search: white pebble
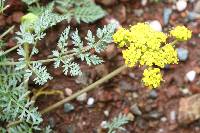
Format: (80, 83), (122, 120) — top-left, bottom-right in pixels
(104, 110), (109, 117)
(176, 0), (187, 12)
(185, 70), (196, 82)
(87, 97), (95, 106)
(160, 117), (167, 122)
(76, 92), (87, 102)
(180, 87), (191, 95)
(65, 88), (73, 96)
(141, 0), (148, 6)
(100, 121), (108, 129)
(149, 20), (162, 32)
(109, 18), (121, 29)
(170, 111), (176, 123)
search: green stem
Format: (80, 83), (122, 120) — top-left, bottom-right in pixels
(40, 64), (127, 114)
(1, 44), (21, 56)
(24, 43), (29, 90)
(170, 40), (178, 46)
(36, 1), (40, 8)
(0, 52), (76, 66)
(0, 5), (10, 13)
(0, 25), (15, 39)
(7, 120), (22, 128)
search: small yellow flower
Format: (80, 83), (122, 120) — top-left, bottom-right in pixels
(122, 45), (141, 67)
(170, 26), (192, 41)
(161, 43), (178, 65)
(142, 68), (163, 89)
(113, 22), (190, 89)
(113, 27), (129, 47)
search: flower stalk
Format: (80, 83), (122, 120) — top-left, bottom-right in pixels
(40, 64), (127, 114)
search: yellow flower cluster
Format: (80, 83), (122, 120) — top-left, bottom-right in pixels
(170, 26), (192, 41)
(113, 23), (191, 88)
(142, 68), (162, 89)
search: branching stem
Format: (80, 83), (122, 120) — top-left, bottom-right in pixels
(40, 64), (127, 114)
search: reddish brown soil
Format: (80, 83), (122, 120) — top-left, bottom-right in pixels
(2, 0), (200, 133)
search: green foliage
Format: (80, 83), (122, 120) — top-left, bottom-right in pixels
(0, 1), (115, 131)
(52, 23), (116, 76)
(0, 127), (6, 133)
(105, 113), (130, 133)
(55, 0), (106, 23)
(0, 40), (5, 56)
(28, 2), (55, 16)
(0, 0), (5, 13)
(7, 122), (52, 133)
(0, 81), (42, 124)
(22, 0), (39, 6)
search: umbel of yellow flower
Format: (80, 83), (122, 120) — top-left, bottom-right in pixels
(170, 26), (192, 41)
(113, 23), (192, 89)
(142, 68), (162, 88)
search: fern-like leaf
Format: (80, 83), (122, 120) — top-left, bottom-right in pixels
(0, 81), (42, 124)
(105, 113), (130, 133)
(30, 62), (53, 85)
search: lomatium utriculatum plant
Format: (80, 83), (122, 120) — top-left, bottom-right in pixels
(39, 23), (192, 132)
(0, 1), (115, 131)
(0, 0), (192, 131)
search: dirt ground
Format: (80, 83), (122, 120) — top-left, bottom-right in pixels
(2, 0), (200, 133)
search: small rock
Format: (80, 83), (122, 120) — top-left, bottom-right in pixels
(194, 1), (200, 13)
(65, 88), (73, 96)
(87, 97), (95, 106)
(170, 110), (176, 123)
(134, 9), (144, 17)
(127, 113), (135, 121)
(96, 0), (116, 6)
(113, 4), (126, 23)
(185, 70), (196, 82)
(187, 12), (200, 21)
(100, 121), (108, 129)
(149, 90), (158, 99)
(149, 20), (162, 32)
(141, 0), (148, 6)
(176, 0), (187, 12)
(178, 94), (200, 124)
(180, 87), (191, 95)
(148, 110), (162, 119)
(136, 118), (148, 129)
(132, 92), (139, 99)
(160, 117), (167, 122)
(128, 72), (135, 79)
(64, 103), (75, 113)
(104, 110), (109, 117)
(176, 48), (189, 61)
(119, 80), (132, 91)
(48, 117), (55, 128)
(105, 44), (117, 59)
(103, 17), (121, 29)
(76, 92), (87, 102)
(158, 128), (165, 133)
(130, 104), (142, 116)
(12, 11), (24, 23)
(66, 125), (74, 133)
(163, 8), (172, 25)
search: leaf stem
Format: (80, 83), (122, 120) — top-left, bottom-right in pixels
(1, 44), (21, 56)
(40, 64), (127, 114)
(0, 25), (15, 39)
